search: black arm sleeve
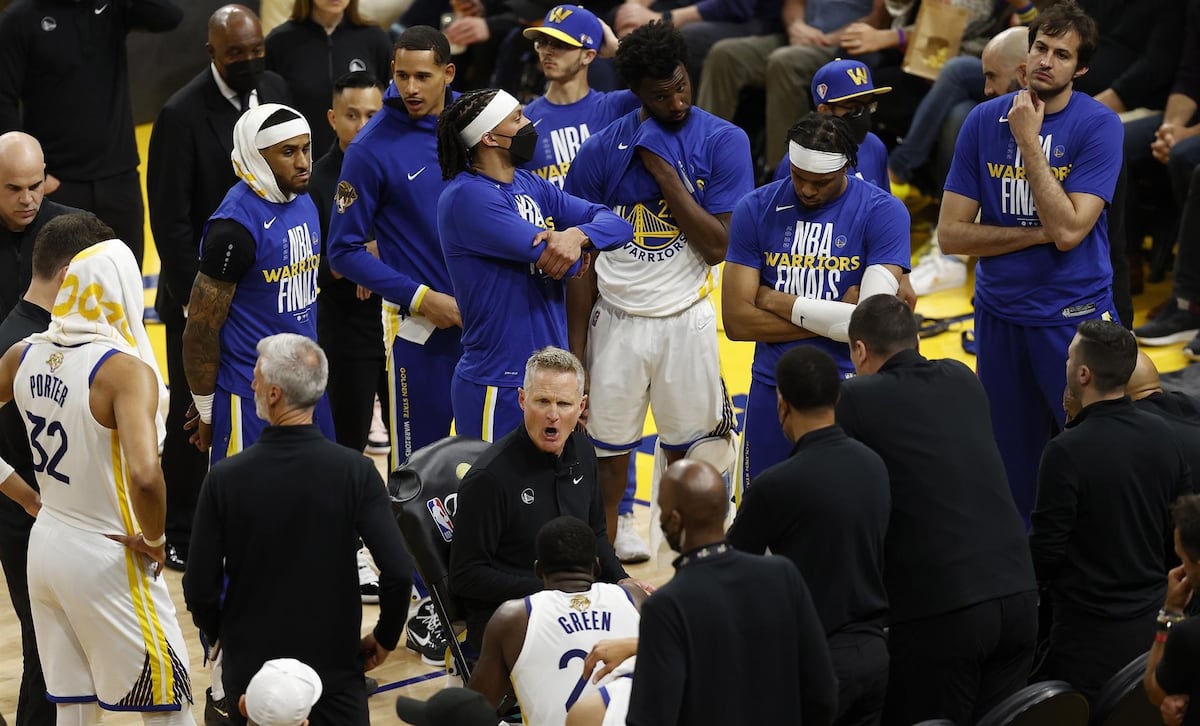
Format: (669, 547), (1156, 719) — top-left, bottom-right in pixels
(626, 594), (687, 725)
(1029, 440), (1079, 587)
(357, 463), (414, 652)
(199, 219), (258, 283)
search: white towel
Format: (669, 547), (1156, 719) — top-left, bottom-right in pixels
(231, 102), (311, 204)
(27, 239), (169, 446)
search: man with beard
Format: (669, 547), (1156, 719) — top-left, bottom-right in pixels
(564, 21), (752, 544)
(185, 334), (413, 726)
(1031, 320), (1189, 700)
(938, 0), (1124, 525)
(722, 112), (909, 491)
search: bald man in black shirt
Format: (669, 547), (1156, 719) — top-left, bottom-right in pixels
(728, 346), (890, 726)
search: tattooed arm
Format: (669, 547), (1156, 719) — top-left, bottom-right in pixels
(182, 273), (236, 452)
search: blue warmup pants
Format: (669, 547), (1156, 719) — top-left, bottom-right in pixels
(210, 387), (334, 465)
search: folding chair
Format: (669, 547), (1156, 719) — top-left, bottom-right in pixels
(976, 680), (1090, 726)
(1089, 652), (1157, 726)
(388, 435), (491, 684)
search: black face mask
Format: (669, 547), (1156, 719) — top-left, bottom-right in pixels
(224, 57), (265, 95)
(843, 110), (872, 145)
(493, 124), (539, 166)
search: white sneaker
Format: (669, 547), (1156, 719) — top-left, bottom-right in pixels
(357, 549), (380, 604)
(615, 513), (651, 564)
(910, 243), (967, 296)
(365, 396), (390, 455)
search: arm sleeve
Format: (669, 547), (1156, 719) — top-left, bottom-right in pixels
(699, 127), (755, 214)
(199, 219), (258, 283)
(147, 105), (201, 305)
(1156, 619), (1200, 694)
(123, 0), (184, 32)
(448, 470), (544, 603)
(1028, 440), (1079, 586)
(790, 563), (838, 726)
(625, 595), (687, 726)
(356, 464), (414, 651)
(726, 482), (772, 554)
(693, 0), (755, 23)
(1108, 8), (1186, 109)
(181, 474), (224, 644)
(542, 179), (633, 252)
(0, 11), (27, 134)
(326, 143), (427, 307)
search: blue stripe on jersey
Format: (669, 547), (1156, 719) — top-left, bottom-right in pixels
(944, 91), (1122, 324)
(88, 347), (120, 386)
(524, 89), (641, 189)
(205, 183), (321, 398)
(726, 176), (911, 385)
(438, 170), (632, 387)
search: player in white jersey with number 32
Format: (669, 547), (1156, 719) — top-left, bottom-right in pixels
(0, 238), (194, 725)
(467, 516), (645, 726)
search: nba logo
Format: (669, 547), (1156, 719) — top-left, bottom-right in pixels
(428, 497), (455, 542)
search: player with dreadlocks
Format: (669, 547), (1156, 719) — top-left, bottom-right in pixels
(722, 111), (911, 492)
(434, 88), (632, 441)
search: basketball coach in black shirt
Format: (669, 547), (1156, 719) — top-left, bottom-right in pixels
(1032, 320), (1189, 701)
(728, 346), (890, 726)
(837, 295), (1038, 726)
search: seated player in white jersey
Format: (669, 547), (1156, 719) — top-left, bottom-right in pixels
(0, 235), (194, 725)
(468, 516), (645, 726)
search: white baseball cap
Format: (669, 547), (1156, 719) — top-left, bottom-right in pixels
(244, 659), (323, 726)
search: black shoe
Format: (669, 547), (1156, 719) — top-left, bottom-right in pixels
(205, 687), (232, 726)
(165, 543), (187, 572)
(1185, 331), (1200, 362)
(1133, 302), (1200, 346)
(365, 675), (378, 693)
(405, 599), (449, 667)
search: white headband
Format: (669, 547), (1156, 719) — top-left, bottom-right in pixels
(459, 90), (520, 148)
(789, 141), (848, 174)
(256, 117), (311, 149)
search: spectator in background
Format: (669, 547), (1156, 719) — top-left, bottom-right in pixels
(0, 0), (183, 267)
(695, 0), (876, 178)
(266, 0), (393, 153)
(728, 346), (890, 726)
(0, 132), (80, 323)
(148, 2), (293, 574)
(1143, 495), (1200, 726)
(1125, 351), (1200, 493)
(1032, 321), (1190, 701)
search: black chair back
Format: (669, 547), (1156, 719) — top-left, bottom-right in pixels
(1090, 651), (1157, 726)
(976, 681), (1089, 726)
(389, 436), (492, 680)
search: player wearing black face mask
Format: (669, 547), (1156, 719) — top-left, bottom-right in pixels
(490, 123), (540, 166)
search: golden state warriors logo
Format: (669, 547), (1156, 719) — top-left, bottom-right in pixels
(46, 352), (63, 373)
(569, 594), (591, 611)
(335, 180), (358, 214)
(548, 6), (573, 22)
(846, 66), (869, 86)
(617, 200), (680, 252)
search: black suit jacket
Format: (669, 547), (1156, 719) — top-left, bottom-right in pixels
(147, 67), (291, 313)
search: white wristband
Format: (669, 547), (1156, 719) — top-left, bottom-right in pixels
(193, 392), (214, 425)
(143, 532), (166, 548)
(0, 455), (14, 485)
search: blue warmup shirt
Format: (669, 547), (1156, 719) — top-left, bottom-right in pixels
(726, 176), (910, 381)
(524, 89), (640, 189)
(327, 84), (459, 310)
(205, 183), (321, 398)
(944, 91), (1122, 325)
(773, 131), (889, 191)
(438, 169), (632, 387)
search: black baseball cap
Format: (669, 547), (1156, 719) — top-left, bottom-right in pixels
(395, 688), (499, 726)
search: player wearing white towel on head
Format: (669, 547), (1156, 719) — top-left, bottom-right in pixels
(468, 516), (644, 726)
(0, 237), (194, 725)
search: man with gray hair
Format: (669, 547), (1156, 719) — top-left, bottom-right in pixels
(184, 333), (413, 725)
(450, 346), (645, 652)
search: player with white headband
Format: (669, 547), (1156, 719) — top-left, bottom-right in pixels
(434, 88), (633, 440)
(722, 111), (911, 492)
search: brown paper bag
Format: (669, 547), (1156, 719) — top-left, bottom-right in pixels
(902, 1), (970, 81)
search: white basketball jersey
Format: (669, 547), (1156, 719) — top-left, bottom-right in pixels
(14, 342), (135, 535)
(510, 582), (641, 726)
(595, 215), (716, 318)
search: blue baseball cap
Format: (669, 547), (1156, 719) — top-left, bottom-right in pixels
(523, 5), (602, 50)
(811, 58), (892, 105)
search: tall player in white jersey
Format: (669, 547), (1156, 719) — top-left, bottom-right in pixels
(0, 238), (194, 725)
(468, 516), (645, 726)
